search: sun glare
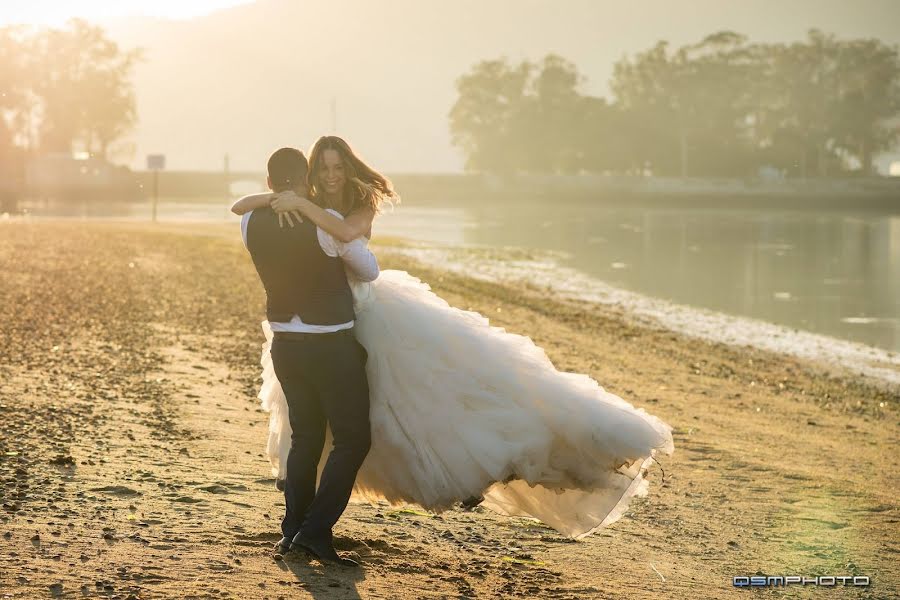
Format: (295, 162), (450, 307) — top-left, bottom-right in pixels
(0, 0), (252, 26)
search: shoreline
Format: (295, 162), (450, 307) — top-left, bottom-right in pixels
(1, 221), (896, 599)
(375, 239), (900, 392)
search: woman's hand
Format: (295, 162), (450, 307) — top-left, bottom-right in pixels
(271, 191), (310, 212)
(270, 191), (308, 228)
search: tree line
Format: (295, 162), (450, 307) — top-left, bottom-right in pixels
(449, 30), (900, 177)
(0, 19), (140, 175)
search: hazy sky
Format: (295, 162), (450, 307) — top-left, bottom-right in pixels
(0, 1), (251, 25)
(3, 0), (899, 173)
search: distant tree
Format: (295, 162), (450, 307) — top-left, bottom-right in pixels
(830, 36), (900, 174)
(0, 26), (31, 192)
(449, 58), (532, 173)
(523, 55), (584, 174)
(609, 41), (677, 175)
(30, 19), (142, 159)
(0, 26), (30, 150)
(751, 30), (900, 177)
(574, 96), (633, 173)
(674, 32), (762, 176)
(756, 31), (844, 177)
(611, 31), (759, 177)
(450, 30), (900, 178)
(451, 55), (600, 174)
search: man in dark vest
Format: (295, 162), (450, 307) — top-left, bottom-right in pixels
(240, 147), (378, 567)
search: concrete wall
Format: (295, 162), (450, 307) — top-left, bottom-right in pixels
(128, 171), (900, 210)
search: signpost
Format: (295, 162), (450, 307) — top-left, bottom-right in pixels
(146, 154), (165, 222)
(223, 153), (230, 206)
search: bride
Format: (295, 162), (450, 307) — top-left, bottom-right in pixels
(232, 136), (674, 539)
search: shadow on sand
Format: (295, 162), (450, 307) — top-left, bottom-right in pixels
(274, 538), (367, 599)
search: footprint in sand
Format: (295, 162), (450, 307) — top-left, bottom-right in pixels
(198, 484), (230, 494)
(90, 485), (141, 497)
(166, 494), (204, 504)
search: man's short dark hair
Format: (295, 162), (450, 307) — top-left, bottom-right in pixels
(267, 147), (308, 192)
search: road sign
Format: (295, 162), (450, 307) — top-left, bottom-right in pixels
(147, 154), (166, 170)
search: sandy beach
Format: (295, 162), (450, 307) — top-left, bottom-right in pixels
(1, 221), (897, 599)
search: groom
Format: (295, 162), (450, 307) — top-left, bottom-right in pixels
(241, 147), (378, 567)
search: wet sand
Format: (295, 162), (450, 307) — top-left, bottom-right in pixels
(0, 221), (897, 599)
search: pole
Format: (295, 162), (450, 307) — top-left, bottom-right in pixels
(152, 169), (158, 222)
(224, 153), (230, 203)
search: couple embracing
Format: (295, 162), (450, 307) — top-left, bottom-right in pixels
(233, 136), (674, 568)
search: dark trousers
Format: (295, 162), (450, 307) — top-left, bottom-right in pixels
(270, 330), (371, 540)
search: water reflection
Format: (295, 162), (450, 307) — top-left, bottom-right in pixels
(456, 204), (899, 352)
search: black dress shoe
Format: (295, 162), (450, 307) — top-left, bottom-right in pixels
(460, 495), (484, 510)
(274, 536), (292, 554)
(290, 532), (359, 567)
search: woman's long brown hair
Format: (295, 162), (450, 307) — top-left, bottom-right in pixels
(307, 136), (398, 216)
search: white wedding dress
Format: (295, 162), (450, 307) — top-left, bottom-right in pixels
(258, 238), (674, 539)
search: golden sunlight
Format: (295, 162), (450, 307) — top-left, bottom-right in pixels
(0, 0), (251, 26)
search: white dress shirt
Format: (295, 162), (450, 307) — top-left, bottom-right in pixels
(241, 208), (379, 333)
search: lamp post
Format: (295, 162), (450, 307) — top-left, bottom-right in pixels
(146, 154), (165, 222)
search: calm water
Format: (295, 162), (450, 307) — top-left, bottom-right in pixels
(13, 198), (900, 352)
(379, 203), (900, 353)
